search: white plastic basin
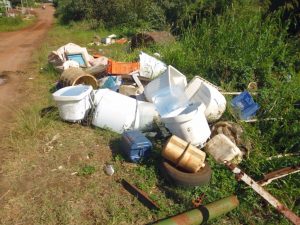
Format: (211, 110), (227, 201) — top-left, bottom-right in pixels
(144, 65), (187, 102)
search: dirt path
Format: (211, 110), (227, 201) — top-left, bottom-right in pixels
(0, 5), (54, 136)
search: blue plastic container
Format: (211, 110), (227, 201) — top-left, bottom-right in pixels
(231, 91), (260, 120)
(121, 130), (152, 163)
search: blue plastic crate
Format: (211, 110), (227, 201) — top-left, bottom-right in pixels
(231, 91), (260, 120)
(121, 130), (152, 163)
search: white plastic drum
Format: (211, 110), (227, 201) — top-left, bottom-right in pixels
(161, 104), (211, 147)
(92, 89), (138, 133)
(92, 89), (158, 133)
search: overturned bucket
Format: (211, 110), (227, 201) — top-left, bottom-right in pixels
(161, 104), (211, 147)
(162, 135), (206, 173)
(185, 77), (226, 122)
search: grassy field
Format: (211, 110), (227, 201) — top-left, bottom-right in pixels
(0, 6), (299, 225)
(0, 16), (36, 32)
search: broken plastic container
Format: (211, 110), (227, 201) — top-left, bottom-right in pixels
(185, 76), (226, 122)
(92, 89), (158, 133)
(231, 91), (259, 120)
(52, 85), (93, 122)
(204, 134), (242, 163)
(152, 86), (189, 117)
(139, 51), (167, 79)
(161, 104), (211, 147)
(144, 65), (187, 102)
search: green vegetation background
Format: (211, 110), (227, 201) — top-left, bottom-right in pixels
(22, 0), (300, 224)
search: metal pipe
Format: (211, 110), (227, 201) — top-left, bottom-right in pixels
(153, 195), (239, 225)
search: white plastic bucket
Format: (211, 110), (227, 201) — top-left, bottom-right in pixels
(52, 85), (93, 122)
(92, 89), (158, 133)
(144, 65), (187, 102)
(161, 104), (211, 146)
(185, 77), (226, 122)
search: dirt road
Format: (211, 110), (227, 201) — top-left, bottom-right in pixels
(0, 5), (54, 133)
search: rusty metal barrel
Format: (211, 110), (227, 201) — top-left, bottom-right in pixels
(153, 195), (239, 225)
(59, 68), (98, 89)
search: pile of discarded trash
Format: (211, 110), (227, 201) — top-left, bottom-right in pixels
(48, 43), (300, 225)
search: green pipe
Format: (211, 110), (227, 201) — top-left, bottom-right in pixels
(153, 195), (239, 225)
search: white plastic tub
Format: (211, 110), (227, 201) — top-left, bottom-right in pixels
(52, 85), (93, 122)
(161, 104), (211, 146)
(92, 89), (158, 133)
(144, 65), (187, 102)
(185, 76), (226, 122)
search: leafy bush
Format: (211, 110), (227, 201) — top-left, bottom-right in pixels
(55, 0), (167, 30)
(157, 0), (299, 157)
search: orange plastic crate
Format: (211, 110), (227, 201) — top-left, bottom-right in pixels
(107, 59), (140, 75)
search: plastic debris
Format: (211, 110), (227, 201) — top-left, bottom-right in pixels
(185, 76), (227, 122)
(231, 91), (260, 120)
(104, 164), (114, 176)
(139, 51), (167, 79)
(107, 59), (140, 75)
(205, 134), (243, 164)
(121, 130), (152, 163)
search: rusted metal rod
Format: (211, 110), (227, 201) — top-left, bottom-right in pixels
(225, 162), (300, 225)
(153, 195), (239, 225)
(121, 179), (160, 210)
(258, 164), (300, 186)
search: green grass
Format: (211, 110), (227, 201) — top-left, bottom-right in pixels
(0, 16), (36, 32)
(0, 4), (299, 224)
